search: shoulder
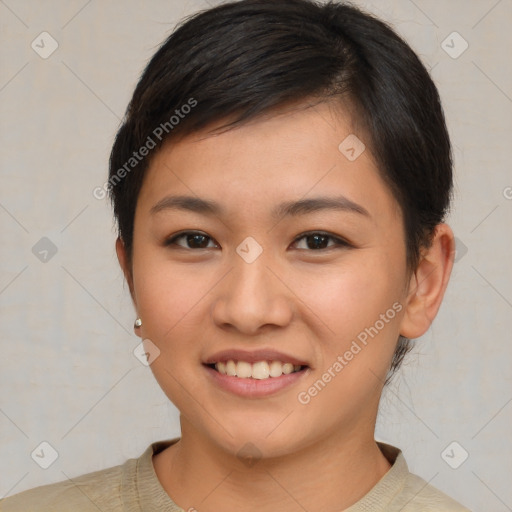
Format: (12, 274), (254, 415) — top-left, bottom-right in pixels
(365, 443), (472, 512)
(0, 459), (134, 512)
(397, 472), (472, 511)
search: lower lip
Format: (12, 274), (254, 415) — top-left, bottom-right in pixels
(203, 364), (310, 398)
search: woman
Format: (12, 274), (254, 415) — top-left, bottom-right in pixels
(0, 0), (471, 510)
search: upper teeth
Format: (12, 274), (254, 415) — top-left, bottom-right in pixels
(215, 360), (302, 379)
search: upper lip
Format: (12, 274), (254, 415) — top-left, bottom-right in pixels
(203, 348), (310, 367)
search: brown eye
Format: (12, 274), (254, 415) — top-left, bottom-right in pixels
(166, 231), (217, 249)
(293, 232), (351, 251)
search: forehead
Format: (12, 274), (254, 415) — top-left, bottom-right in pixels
(137, 102), (400, 224)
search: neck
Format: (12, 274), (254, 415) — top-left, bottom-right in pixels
(153, 421), (391, 512)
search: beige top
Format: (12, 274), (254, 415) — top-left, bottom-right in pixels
(0, 438), (471, 511)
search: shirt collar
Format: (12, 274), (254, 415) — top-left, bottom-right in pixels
(130, 438), (408, 512)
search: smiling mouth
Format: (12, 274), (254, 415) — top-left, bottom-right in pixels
(206, 360), (307, 380)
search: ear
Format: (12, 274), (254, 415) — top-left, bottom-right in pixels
(399, 223), (455, 339)
(115, 237), (136, 307)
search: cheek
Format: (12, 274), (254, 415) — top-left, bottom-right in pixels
(296, 252), (406, 399)
(134, 260), (212, 345)
(292, 262), (404, 423)
(132, 259), (215, 409)
(295, 255), (405, 340)
(131, 248), (217, 346)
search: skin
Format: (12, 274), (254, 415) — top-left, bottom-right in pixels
(116, 101), (455, 512)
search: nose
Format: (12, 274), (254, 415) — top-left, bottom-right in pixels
(210, 251), (294, 335)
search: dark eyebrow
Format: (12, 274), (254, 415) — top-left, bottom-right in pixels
(151, 195), (221, 216)
(150, 194), (370, 218)
(272, 196), (370, 218)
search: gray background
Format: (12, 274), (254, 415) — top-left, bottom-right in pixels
(0, 1), (511, 510)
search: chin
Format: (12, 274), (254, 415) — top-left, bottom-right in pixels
(196, 414), (314, 463)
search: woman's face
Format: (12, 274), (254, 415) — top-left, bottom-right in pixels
(124, 103), (412, 458)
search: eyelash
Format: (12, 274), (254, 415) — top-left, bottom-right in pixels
(164, 230), (352, 251)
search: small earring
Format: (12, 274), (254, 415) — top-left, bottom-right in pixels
(134, 318), (142, 328)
